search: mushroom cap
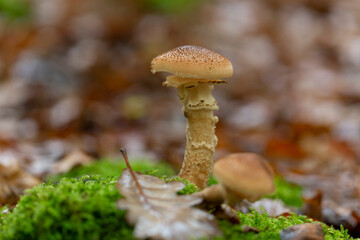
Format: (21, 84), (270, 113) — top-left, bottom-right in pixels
(213, 153), (275, 201)
(151, 45), (233, 79)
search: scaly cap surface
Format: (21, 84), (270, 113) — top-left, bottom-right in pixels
(151, 45), (233, 79)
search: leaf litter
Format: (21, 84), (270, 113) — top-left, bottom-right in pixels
(0, 150), (41, 206)
(280, 223), (324, 240)
(116, 149), (220, 240)
(1, 0), (360, 237)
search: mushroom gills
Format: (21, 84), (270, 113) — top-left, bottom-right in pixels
(163, 75), (226, 88)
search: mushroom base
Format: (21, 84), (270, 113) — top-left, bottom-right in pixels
(197, 184), (226, 208)
(179, 146), (214, 189)
(198, 184), (252, 208)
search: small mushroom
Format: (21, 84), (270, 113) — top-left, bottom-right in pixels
(151, 46), (233, 189)
(198, 153), (275, 207)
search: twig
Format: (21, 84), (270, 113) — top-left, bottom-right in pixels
(120, 148), (148, 204)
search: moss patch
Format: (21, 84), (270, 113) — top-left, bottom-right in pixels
(266, 176), (303, 208)
(0, 0), (29, 20)
(0, 160), (353, 240)
(47, 159), (175, 181)
(165, 176), (199, 195)
(49, 160), (303, 208)
(0, 175), (134, 240)
(218, 211), (353, 240)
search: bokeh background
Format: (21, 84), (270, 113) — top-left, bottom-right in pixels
(1, 0), (360, 235)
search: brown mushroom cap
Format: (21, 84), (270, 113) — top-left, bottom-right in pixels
(213, 153), (275, 201)
(151, 45), (233, 79)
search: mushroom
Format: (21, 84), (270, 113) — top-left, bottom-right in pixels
(198, 153), (275, 207)
(151, 45), (233, 189)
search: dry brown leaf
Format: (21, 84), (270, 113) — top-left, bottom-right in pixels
(117, 169), (221, 240)
(284, 171), (360, 229)
(211, 204), (240, 224)
(52, 149), (94, 174)
(303, 190), (323, 221)
(240, 225), (260, 233)
(0, 151), (41, 206)
(250, 198), (292, 217)
(280, 223), (324, 240)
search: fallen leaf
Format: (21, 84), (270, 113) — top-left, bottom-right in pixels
(0, 150), (41, 206)
(240, 225), (260, 233)
(52, 149), (94, 174)
(117, 169), (220, 240)
(302, 190), (323, 221)
(249, 198), (292, 217)
(20, 140), (68, 175)
(212, 204), (241, 224)
(284, 171), (360, 230)
(280, 223), (324, 240)
(266, 138), (305, 160)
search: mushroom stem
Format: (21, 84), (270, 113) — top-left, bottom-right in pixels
(178, 83), (219, 189)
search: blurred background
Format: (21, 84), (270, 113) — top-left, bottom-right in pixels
(1, 0), (360, 235)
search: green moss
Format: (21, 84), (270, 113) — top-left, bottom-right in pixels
(48, 160), (303, 208)
(0, 161), (353, 240)
(266, 176), (303, 208)
(208, 175), (218, 186)
(217, 211), (354, 240)
(0, 175), (133, 240)
(47, 159), (175, 182)
(0, 161), (174, 240)
(165, 176), (199, 195)
(0, 0), (29, 20)
(143, 0), (204, 14)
